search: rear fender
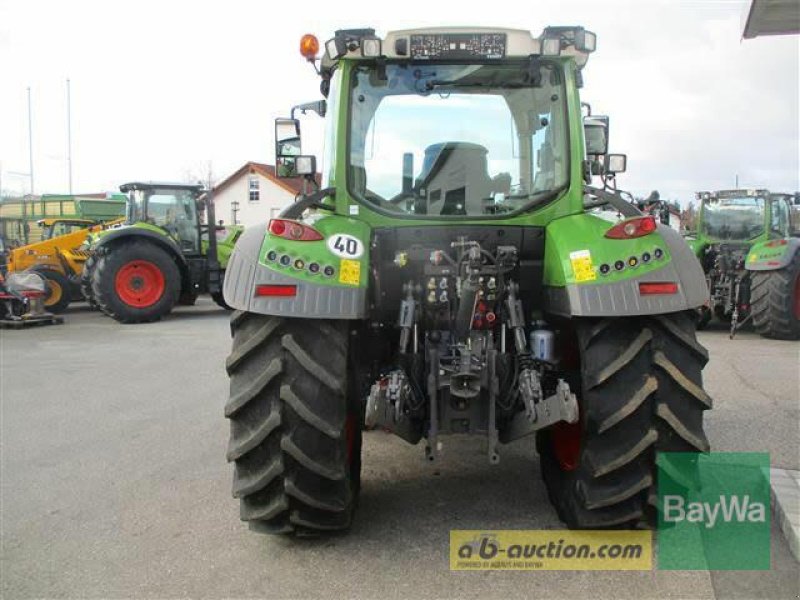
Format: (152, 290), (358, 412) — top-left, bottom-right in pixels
(543, 213), (708, 317)
(223, 216), (368, 319)
(745, 238), (800, 271)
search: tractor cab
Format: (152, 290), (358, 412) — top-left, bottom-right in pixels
(120, 182), (203, 253)
(697, 190), (769, 242)
(38, 218), (98, 241)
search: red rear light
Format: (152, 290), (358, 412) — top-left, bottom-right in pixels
(268, 219), (323, 241)
(639, 282), (678, 295)
(765, 239), (788, 247)
(605, 216), (657, 239)
(255, 284), (297, 297)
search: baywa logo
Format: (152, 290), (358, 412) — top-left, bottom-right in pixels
(657, 452), (771, 571)
(662, 494), (766, 529)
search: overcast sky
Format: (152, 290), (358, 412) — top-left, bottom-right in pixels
(0, 0), (797, 205)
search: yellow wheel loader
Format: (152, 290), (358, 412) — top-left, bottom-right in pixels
(3, 217), (123, 313)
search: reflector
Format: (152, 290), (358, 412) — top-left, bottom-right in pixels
(639, 282), (678, 295)
(255, 284), (297, 297)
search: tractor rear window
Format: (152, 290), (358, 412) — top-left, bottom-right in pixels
(702, 196), (765, 241)
(348, 61), (569, 218)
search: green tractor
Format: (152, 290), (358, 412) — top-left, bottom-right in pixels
(223, 26), (713, 535)
(83, 182), (242, 323)
(686, 189), (800, 339)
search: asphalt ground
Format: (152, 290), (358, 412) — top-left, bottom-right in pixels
(1, 299), (798, 599)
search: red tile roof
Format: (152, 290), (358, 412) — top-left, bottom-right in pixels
(212, 162), (321, 198)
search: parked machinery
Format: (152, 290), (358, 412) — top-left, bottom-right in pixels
(3, 218), (122, 313)
(687, 189), (800, 338)
(83, 182), (243, 323)
(222, 26), (714, 536)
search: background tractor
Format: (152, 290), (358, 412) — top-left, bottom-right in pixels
(686, 189), (800, 338)
(223, 26), (713, 536)
(84, 182), (242, 323)
(3, 217), (123, 313)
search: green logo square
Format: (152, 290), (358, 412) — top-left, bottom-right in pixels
(657, 452), (770, 570)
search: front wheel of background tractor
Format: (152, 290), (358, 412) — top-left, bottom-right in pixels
(33, 268), (71, 313)
(80, 254), (99, 309)
(537, 312), (712, 528)
(225, 313), (361, 535)
(750, 251), (800, 340)
(92, 241), (180, 323)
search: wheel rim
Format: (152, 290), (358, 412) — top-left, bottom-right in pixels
(794, 272), (800, 319)
(552, 421), (582, 471)
(114, 260), (165, 308)
(45, 279), (63, 307)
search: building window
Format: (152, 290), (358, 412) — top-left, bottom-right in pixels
(248, 176), (260, 202)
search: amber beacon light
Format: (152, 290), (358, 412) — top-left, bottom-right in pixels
(300, 34), (320, 60)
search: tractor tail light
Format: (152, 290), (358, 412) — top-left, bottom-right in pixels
(268, 219), (323, 241)
(638, 282), (679, 295)
(255, 284), (297, 297)
(605, 216), (657, 239)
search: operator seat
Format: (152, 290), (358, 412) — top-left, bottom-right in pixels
(416, 142), (495, 216)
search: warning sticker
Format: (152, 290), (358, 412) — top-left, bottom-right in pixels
(569, 250), (597, 283)
(339, 259), (361, 286)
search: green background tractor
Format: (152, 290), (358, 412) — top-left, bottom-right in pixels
(686, 189), (800, 338)
(83, 182), (242, 323)
(223, 26), (713, 536)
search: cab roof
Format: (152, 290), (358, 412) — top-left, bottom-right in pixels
(119, 182), (204, 193)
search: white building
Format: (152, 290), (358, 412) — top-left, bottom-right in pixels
(212, 162), (314, 228)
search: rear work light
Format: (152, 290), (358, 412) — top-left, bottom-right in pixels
(639, 282), (679, 295)
(255, 284), (297, 297)
(605, 216), (657, 239)
(268, 219), (323, 241)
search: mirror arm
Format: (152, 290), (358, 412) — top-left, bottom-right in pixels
(280, 187), (336, 220)
(584, 185), (642, 218)
(290, 100), (327, 119)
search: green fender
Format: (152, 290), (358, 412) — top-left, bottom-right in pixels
(222, 214), (370, 318)
(542, 213), (708, 317)
(745, 238), (800, 271)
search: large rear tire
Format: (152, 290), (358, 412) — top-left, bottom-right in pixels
(92, 241), (180, 323)
(33, 268), (71, 313)
(750, 251), (800, 340)
(538, 312), (712, 528)
(225, 313), (361, 535)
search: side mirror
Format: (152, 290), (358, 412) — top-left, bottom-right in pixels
(275, 117), (302, 178)
(605, 153), (627, 174)
(584, 115), (609, 156)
